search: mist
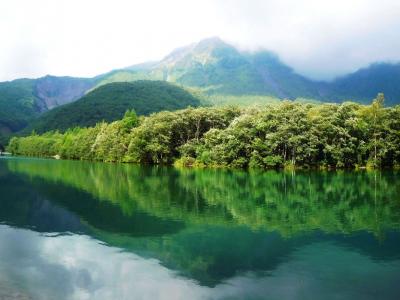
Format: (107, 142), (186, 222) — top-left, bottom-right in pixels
(1, 0), (399, 81)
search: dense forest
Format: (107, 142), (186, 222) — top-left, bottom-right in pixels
(7, 94), (400, 169)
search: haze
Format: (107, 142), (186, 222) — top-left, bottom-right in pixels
(1, 0), (399, 81)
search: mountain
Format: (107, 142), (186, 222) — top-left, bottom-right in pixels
(0, 76), (96, 146)
(95, 37), (400, 104)
(33, 75), (96, 110)
(324, 63), (400, 106)
(0, 79), (38, 147)
(1, 37), (400, 146)
(95, 37), (319, 99)
(155, 37), (319, 98)
(26, 81), (201, 133)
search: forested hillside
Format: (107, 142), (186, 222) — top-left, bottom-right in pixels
(0, 79), (38, 147)
(0, 76), (95, 147)
(25, 81), (202, 133)
(8, 94), (400, 169)
(325, 63), (400, 106)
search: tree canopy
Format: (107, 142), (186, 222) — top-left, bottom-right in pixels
(7, 94), (400, 169)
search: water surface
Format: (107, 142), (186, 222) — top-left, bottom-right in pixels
(0, 157), (399, 299)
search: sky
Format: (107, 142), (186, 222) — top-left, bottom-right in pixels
(1, 0), (399, 81)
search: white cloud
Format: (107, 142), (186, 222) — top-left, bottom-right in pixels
(215, 0), (400, 79)
(0, 0), (399, 81)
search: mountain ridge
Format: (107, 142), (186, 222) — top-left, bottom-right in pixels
(3, 37), (399, 106)
(108, 38), (400, 104)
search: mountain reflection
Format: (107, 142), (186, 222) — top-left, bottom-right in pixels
(0, 225), (399, 300)
(0, 157), (400, 296)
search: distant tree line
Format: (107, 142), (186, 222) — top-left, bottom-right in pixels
(7, 94), (400, 169)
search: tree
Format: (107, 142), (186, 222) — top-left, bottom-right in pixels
(372, 94), (385, 165)
(121, 109), (139, 131)
(361, 93), (385, 167)
(6, 100), (400, 169)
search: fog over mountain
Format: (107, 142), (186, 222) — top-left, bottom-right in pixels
(1, 0), (400, 81)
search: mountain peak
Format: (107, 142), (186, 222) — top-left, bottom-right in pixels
(158, 37), (234, 70)
(193, 37), (235, 53)
(195, 36), (227, 48)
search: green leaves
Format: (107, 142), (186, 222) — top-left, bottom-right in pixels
(7, 95), (400, 169)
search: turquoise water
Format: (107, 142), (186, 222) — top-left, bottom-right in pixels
(0, 157), (399, 299)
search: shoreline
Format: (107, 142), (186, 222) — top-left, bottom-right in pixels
(4, 154), (399, 172)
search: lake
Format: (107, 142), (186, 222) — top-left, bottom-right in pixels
(0, 157), (399, 300)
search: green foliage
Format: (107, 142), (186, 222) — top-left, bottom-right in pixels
(125, 107), (240, 164)
(7, 94), (400, 169)
(206, 94), (280, 106)
(121, 109), (139, 129)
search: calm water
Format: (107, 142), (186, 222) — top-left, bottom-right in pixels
(0, 157), (399, 300)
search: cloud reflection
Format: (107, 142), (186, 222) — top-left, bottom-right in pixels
(0, 225), (399, 300)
